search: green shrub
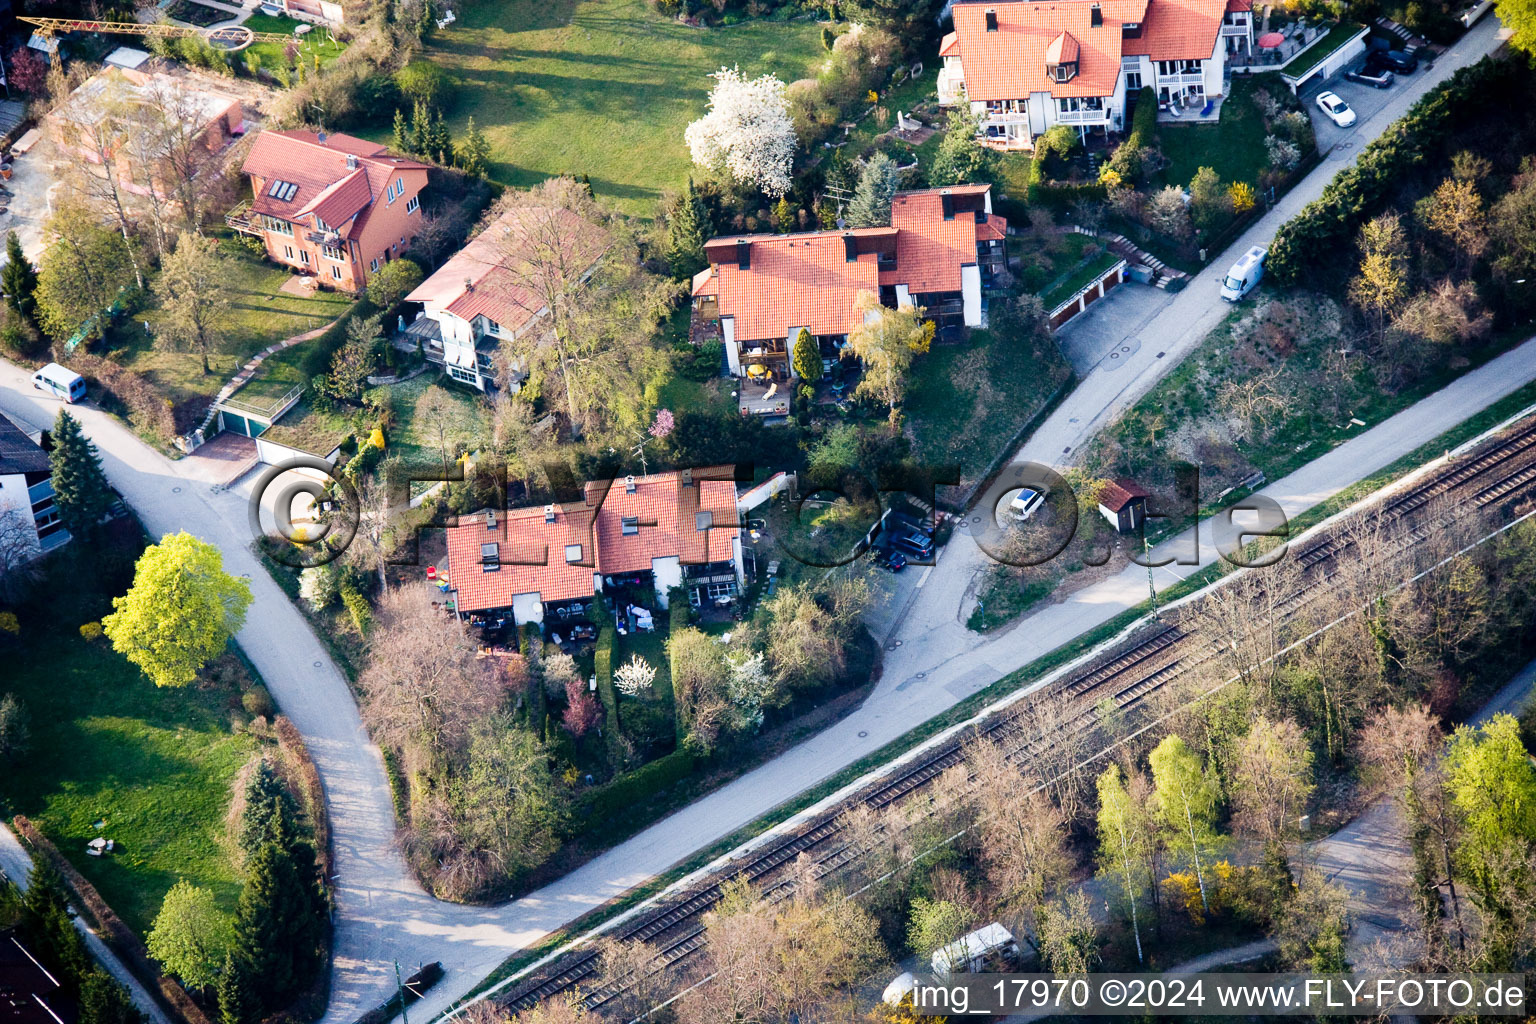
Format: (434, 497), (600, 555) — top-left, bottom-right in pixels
(341, 585), (372, 635)
(594, 624), (620, 741)
(574, 749), (696, 823)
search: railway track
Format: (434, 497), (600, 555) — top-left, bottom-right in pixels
(495, 411), (1536, 1018)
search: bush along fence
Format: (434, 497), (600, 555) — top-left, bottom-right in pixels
(1268, 54), (1531, 286)
(10, 815), (214, 1024)
(274, 715), (334, 886)
(594, 622), (621, 753)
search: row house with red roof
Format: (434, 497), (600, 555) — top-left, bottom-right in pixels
(445, 469), (746, 627)
(938, 0), (1253, 150)
(228, 130), (431, 293)
(402, 206), (609, 391)
(690, 185), (1006, 381)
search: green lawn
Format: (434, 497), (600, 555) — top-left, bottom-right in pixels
(384, 373), (492, 469)
(906, 322), (1073, 482)
(1015, 231), (1096, 295)
(239, 13), (349, 74)
(0, 531), (260, 935)
(391, 0), (826, 215)
(1156, 76), (1276, 191)
(104, 242), (353, 410)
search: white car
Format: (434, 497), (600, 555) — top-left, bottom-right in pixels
(1316, 91), (1357, 127)
(1009, 486), (1048, 522)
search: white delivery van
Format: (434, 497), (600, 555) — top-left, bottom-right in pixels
(932, 923), (1020, 975)
(1220, 246), (1267, 302)
(32, 363), (87, 403)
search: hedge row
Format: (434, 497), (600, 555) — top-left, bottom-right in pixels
(668, 591), (690, 744)
(1267, 55), (1530, 286)
(575, 749), (696, 823)
(274, 716), (333, 884)
(593, 623), (621, 748)
(11, 815), (212, 1024)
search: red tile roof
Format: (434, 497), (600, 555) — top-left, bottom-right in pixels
(445, 471), (740, 612)
(694, 186), (1000, 338)
(1224, 0), (1252, 12)
(949, 0), (1226, 99)
(700, 230), (883, 342)
(407, 207), (609, 334)
(1099, 478), (1151, 512)
(242, 130), (429, 235)
(446, 505), (599, 611)
(588, 475), (740, 576)
(884, 186), (1006, 294)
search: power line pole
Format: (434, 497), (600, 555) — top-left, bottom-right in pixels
(395, 962), (409, 1024)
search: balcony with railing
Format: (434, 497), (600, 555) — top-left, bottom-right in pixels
(225, 201), (259, 236)
(1055, 106), (1111, 124)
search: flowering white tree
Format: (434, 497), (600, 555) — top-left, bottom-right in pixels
(685, 66), (796, 197)
(725, 651), (773, 733)
(614, 654), (656, 696)
(299, 565), (339, 611)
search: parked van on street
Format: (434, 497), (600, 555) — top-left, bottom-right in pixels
(1220, 246), (1267, 302)
(32, 363), (87, 403)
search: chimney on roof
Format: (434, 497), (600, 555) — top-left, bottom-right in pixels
(681, 468), (694, 488)
(486, 509), (497, 530)
(625, 475), (637, 494)
(1090, 3), (1102, 26)
(984, 7), (997, 30)
(544, 504), (556, 523)
(843, 233), (859, 263)
(940, 192), (954, 220)
(346, 153), (358, 170)
(736, 239), (751, 271)
(464, 276), (474, 293)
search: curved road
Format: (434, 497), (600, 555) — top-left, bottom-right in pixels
(0, 15), (1517, 1022)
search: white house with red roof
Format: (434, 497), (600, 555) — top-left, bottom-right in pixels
(938, 0), (1253, 150)
(229, 130), (431, 293)
(445, 469), (745, 626)
(402, 207), (609, 391)
(691, 185), (1006, 380)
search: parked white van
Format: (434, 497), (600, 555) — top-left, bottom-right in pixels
(32, 363), (87, 403)
(1220, 246), (1267, 302)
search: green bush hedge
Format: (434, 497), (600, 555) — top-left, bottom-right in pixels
(1268, 55), (1530, 286)
(594, 623), (620, 745)
(341, 585), (372, 636)
(575, 749), (696, 823)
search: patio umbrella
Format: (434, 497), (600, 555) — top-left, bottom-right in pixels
(1257, 31), (1285, 47)
(746, 364), (768, 378)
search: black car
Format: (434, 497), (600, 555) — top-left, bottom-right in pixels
(889, 530), (934, 558)
(1365, 48), (1418, 74)
(872, 548), (908, 572)
(1344, 65), (1394, 88)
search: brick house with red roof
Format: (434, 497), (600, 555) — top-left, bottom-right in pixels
(228, 130), (430, 293)
(445, 469), (745, 626)
(691, 185), (1006, 381)
(938, 0), (1252, 150)
(401, 207), (609, 392)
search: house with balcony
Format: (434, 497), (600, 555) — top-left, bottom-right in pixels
(938, 0), (1251, 149)
(0, 412), (69, 564)
(445, 469), (745, 627)
(690, 185), (1007, 398)
(228, 130), (430, 294)
(402, 206), (609, 392)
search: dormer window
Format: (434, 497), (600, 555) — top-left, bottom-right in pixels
(480, 542), (500, 572)
(565, 543), (583, 563)
(622, 516), (639, 536)
(1045, 31), (1080, 83)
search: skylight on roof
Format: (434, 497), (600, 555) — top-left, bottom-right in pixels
(268, 179), (299, 202)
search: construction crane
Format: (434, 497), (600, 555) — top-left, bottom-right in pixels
(19, 15), (297, 50)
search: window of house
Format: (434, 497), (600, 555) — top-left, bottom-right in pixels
(406, 195), (420, 214)
(448, 365), (478, 384)
(705, 580), (737, 600)
(621, 516), (639, 536)
(481, 542), (500, 572)
(370, 258), (380, 272)
(315, 216), (330, 232)
(330, 266), (342, 280)
(565, 544), (583, 563)
(322, 245), (344, 261)
(299, 251), (311, 265)
(263, 216), (294, 236)
(284, 246), (295, 259)
(267, 179), (298, 202)
(696, 511), (713, 531)
(486, 319), (501, 335)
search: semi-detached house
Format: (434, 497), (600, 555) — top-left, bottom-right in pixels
(938, 0), (1253, 149)
(691, 185), (1007, 380)
(229, 130), (430, 293)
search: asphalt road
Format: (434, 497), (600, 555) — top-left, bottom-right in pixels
(0, 14), (1516, 1021)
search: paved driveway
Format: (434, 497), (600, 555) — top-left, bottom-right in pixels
(1053, 281), (1177, 376)
(1300, 61), (1427, 155)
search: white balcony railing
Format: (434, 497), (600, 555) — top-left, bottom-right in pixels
(1056, 107), (1110, 124)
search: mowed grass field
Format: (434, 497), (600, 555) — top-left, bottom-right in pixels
(0, 527), (258, 933)
(410, 0), (827, 214)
